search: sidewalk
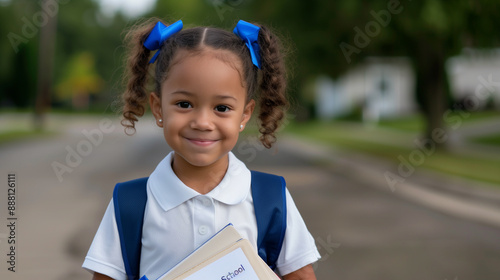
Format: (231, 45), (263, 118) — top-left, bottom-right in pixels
(451, 116), (500, 161)
(279, 134), (500, 229)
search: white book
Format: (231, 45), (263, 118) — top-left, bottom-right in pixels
(140, 224), (280, 280)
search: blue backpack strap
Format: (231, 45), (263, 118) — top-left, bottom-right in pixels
(113, 177), (149, 280)
(251, 170), (287, 270)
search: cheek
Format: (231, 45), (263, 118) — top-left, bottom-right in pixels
(164, 114), (184, 130)
(162, 111), (184, 134)
(220, 119), (241, 138)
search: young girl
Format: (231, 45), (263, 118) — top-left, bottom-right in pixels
(83, 18), (320, 280)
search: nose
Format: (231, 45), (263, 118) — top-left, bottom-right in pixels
(190, 108), (215, 131)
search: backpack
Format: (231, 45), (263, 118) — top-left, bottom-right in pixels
(113, 170), (287, 280)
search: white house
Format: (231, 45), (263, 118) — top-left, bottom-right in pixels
(316, 50), (500, 121)
(315, 57), (416, 122)
(446, 49), (500, 109)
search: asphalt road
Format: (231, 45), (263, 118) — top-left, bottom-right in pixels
(246, 139), (500, 280)
(1, 115), (499, 280)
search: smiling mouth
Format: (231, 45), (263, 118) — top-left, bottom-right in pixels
(186, 138), (219, 147)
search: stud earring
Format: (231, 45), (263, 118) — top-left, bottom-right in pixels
(240, 124), (243, 130)
(159, 119), (163, 123)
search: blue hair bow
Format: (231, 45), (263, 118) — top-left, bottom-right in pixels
(143, 20), (183, 64)
(233, 20), (261, 69)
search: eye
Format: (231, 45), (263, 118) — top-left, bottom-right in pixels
(215, 105), (231, 113)
(176, 101), (192, 109)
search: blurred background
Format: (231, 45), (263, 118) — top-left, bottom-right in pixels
(1, 0), (500, 279)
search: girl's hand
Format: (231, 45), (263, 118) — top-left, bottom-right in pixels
(92, 272), (113, 280)
(282, 264), (317, 280)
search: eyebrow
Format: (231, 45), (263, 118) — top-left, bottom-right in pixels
(170, 90), (238, 101)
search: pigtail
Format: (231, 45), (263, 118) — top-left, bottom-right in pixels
(257, 25), (288, 148)
(120, 19), (160, 134)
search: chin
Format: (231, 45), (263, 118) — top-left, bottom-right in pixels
(179, 152), (227, 168)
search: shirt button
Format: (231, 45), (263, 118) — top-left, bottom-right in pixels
(198, 196), (212, 207)
(198, 226), (208, 235)
(202, 197), (212, 207)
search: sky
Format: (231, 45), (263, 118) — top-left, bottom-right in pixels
(98, 0), (157, 17)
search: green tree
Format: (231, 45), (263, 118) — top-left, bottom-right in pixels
(234, 0), (500, 148)
(0, 0), (130, 114)
(0, 0), (39, 108)
(56, 51), (103, 109)
(55, 0), (128, 109)
(385, 0), (499, 147)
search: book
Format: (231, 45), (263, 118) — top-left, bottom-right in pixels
(140, 224), (280, 280)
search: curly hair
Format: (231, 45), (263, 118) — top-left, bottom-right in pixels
(121, 18), (288, 148)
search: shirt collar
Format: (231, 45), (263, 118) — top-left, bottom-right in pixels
(148, 151), (251, 212)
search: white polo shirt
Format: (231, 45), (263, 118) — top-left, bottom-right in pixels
(83, 152), (320, 279)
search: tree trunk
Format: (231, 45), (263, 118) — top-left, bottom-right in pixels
(413, 44), (449, 150)
(34, 0), (58, 131)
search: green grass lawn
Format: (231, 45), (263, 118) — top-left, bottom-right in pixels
(285, 120), (500, 187)
(0, 129), (54, 145)
(377, 115), (425, 132)
(471, 133), (500, 148)
(377, 111), (500, 133)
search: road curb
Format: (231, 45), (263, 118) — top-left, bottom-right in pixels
(279, 134), (500, 229)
